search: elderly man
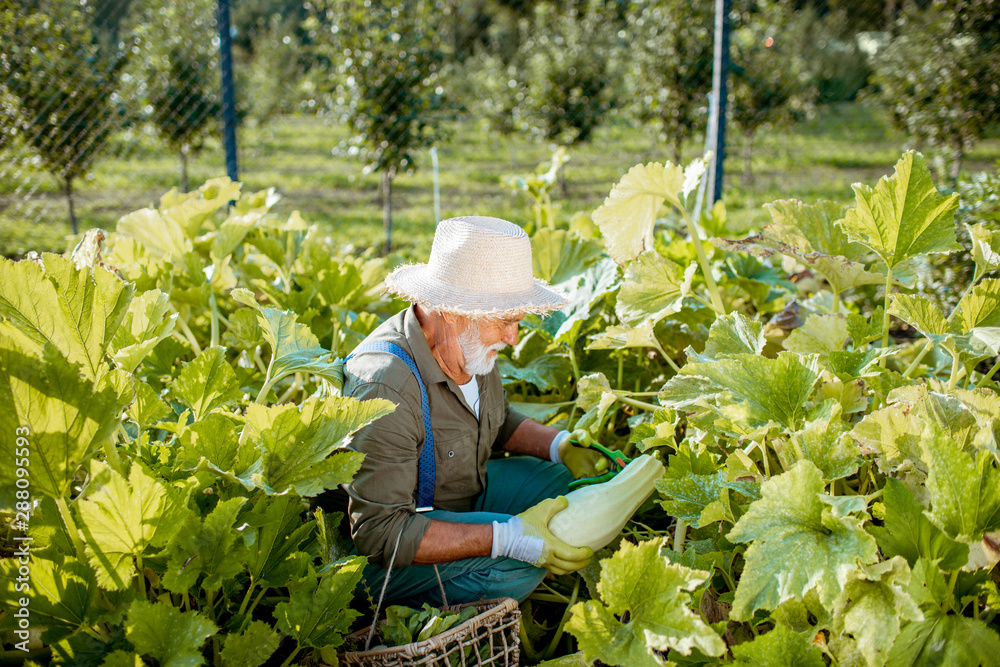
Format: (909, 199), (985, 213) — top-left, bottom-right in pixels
(334, 215), (601, 607)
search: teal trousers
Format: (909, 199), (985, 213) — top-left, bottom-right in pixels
(359, 456), (573, 607)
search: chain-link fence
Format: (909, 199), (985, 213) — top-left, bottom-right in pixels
(2, 0), (999, 258)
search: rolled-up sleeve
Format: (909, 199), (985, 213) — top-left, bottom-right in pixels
(345, 378), (431, 567)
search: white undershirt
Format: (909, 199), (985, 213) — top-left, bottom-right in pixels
(458, 376), (480, 418)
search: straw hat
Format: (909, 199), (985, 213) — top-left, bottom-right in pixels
(384, 216), (567, 318)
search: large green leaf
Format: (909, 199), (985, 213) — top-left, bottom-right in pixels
(243, 494), (314, 586)
(0, 254), (133, 380)
(591, 162), (685, 265)
(587, 321), (662, 353)
(108, 289), (177, 373)
(615, 252), (694, 326)
(531, 227), (604, 284)
(160, 177), (242, 239)
(777, 409), (860, 481)
(730, 623), (825, 667)
(566, 539), (725, 666)
(0, 556), (96, 641)
(831, 557), (923, 667)
(274, 558), (366, 649)
(677, 353), (819, 431)
(888, 294), (953, 336)
(498, 353), (573, 392)
(837, 151), (960, 269)
(543, 257), (620, 345)
(116, 208), (192, 260)
(868, 479), (969, 571)
(728, 461), (879, 619)
(764, 199), (860, 258)
(955, 278), (1000, 331)
(967, 222), (1000, 282)
(686, 312), (764, 362)
(220, 620), (281, 667)
(783, 313), (849, 356)
(171, 346), (242, 421)
(242, 396), (390, 496)
(161, 498), (248, 594)
(920, 423), (1000, 541)
(175, 413), (261, 487)
(0, 329), (126, 502)
(886, 608), (1000, 667)
(656, 471), (726, 526)
(850, 402), (925, 474)
(125, 600), (217, 667)
(77, 461), (193, 591)
(711, 234), (888, 296)
(231, 287), (344, 386)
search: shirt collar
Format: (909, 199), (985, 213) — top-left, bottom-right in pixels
(402, 304), (450, 386)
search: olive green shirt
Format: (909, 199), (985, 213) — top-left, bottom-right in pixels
(342, 305), (528, 567)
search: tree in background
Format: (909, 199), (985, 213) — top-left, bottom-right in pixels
(729, 1), (814, 184)
(870, 0), (1000, 183)
(124, 0), (221, 192)
(624, 0), (714, 165)
(0, 0), (128, 234)
(306, 0), (453, 253)
(520, 0), (622, 150)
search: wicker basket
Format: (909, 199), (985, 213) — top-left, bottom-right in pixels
(338, 597), (521, 667)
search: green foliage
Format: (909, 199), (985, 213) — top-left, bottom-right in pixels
(519, 0), (622, 145)
(0, 0), (128, 231)
(0, 181), (395, 666)
(6, 143), (1000, 666)
(623, 0), (714, 163)
(122, 0), (221, 191)
(306, 0), (452, 178)
(870, 0), (1000, 182)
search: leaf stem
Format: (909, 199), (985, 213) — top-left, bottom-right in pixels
(975, 357), (1000, 389)
(278, 644), (301, 667)
(55, 495), (87, 562)
(673, 520), (687, 554)
(680, 208), (726, 315)
(238, 588), (268, 633)
(209, 286), (221, 349)
(102, 438), (126, 478)
(651, 339), (682, 374)
(135, 551), (148, 601)
(173, 311), (203, 357)
(541, 574), (580, 661)
(617, 395), (663, 413)
(947, 351), (961, 390)
(878, 265), (894, 368)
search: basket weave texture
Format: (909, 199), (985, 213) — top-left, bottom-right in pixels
(338, 597), (521, 667)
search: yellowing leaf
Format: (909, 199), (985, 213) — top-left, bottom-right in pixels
(615, 252), (695, 326)
(566, 539), (725, 666)
(171, 346), (242, 421)
(592, 162), (685, 265)
(0, 330), (126, 502)
(0, 254), (133, 380)
(764, 199), (860, 258)
(838, 151), (960, 269)
(77, 461), (193, 591)
(729, 461), (878, 619)
(125, 600), (217, 667)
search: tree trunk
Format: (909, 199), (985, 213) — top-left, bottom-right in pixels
(741, 134), (754, 186)
(673, 140), (683, 168)
(382, 169), (394, 255)
(950, 138), (964, 185)
(65, 177), (78, 235)
(180, 144), (189, 192)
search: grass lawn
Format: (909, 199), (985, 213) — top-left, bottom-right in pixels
(2, 103), (998, 261)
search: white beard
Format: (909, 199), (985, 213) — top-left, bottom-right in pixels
(458, 324), (506, 376)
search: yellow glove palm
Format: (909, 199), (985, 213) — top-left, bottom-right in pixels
(558, 431), (610, 480)
(516, 497), (593, 575)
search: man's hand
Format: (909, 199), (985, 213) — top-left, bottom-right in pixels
(492, 497), (593, 575)
(558, 430), (610, 480)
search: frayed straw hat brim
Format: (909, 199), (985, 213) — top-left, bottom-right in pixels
(385, 263), (567, 319)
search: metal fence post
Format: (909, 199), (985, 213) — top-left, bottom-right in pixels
(706, 0), (731, 204)
(217, 0), (239, 182)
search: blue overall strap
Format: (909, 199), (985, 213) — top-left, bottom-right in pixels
(349, 341), (435, 512)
